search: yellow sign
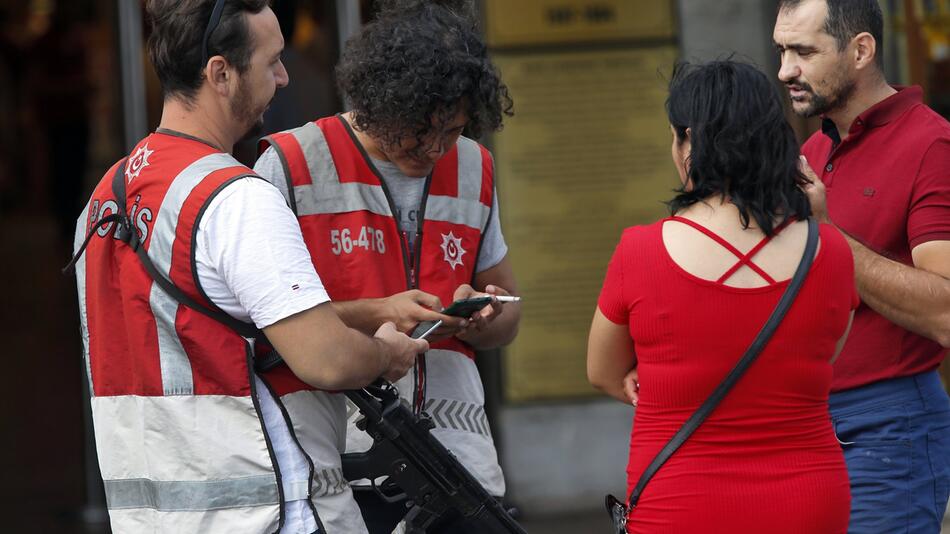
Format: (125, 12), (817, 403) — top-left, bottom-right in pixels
(485, 0), (675, 47)
(495, 47), (679, 402)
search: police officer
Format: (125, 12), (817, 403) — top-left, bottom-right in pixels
(254, 2), (520, 532)
(70, 1), (425, 532)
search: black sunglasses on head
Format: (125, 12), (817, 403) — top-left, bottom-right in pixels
(201, 0), (227, 67)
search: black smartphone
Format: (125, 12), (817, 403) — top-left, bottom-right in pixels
(440, 296), (493, 317)
(409, 296), (493, 339)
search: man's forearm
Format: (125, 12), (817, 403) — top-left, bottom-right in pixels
(264, 304), (392, 390)
(847, 235), (950, 347)
(330, 299), (387, 335)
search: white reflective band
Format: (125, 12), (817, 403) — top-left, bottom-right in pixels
(147, 152), (242, 396)
(92, 394), (275, 483)
(456, 137), (483, 201)
(103, 475), (279, 511)
(283, 479), (311, 502)
(107, 506), (279, 534)
(74, 203), (94, 395)
(424, 398), (490, 437)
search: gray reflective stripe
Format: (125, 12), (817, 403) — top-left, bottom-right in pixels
(423, 398), (490, 437)
(291, 121), (393, 218)
(426, 195), (491, 230)
(345, 399), (359, 421)
(456, 137), (483, 201)
(433, 136), (490, 229)
(103, 475), (279, 511)
(311, 467), (348, 497)
(148, 286), (193, 395)
(288, 124), (491, 230)
(148, 152), (241, 396)
(461, 403), (477, 433)
(295, 122), (340, 185)
(74, 203), (94, 395)
(294, 182), (393, 218)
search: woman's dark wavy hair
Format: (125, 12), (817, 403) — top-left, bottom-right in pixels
(667, 59), (811, 235)
(336, 0), (513, 150)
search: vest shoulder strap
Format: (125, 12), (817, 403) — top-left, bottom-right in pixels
(65, 158), (262, 341)
(258, 131), (300, 215)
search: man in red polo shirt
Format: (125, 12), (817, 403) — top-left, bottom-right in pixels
(774, 0), (950, 531)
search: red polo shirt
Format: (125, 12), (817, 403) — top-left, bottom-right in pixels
(801, 86), (950, 392)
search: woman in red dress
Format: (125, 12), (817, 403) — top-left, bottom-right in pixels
(587, 60), (856, 533)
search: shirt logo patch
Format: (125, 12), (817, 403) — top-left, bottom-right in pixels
(440, 231), (466, 270)
(126, 143), (154, 183)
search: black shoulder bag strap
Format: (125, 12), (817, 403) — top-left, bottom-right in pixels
(606, 217), (819, 532)
(64, 158), (273, 348)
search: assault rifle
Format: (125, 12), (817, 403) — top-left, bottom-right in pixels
(342, 380), (528, 534)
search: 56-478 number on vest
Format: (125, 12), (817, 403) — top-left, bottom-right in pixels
(330, 226), (386, 255)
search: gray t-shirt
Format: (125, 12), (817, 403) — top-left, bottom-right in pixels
(254, 147), (508, 273)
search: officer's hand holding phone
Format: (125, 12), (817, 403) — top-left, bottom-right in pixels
(410, 296), (490, 340)
(381, 289), (468, 336)
(449, 284), (520, 341)
(411, 289), (521, 341)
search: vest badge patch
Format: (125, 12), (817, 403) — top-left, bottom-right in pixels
(126, 143), (154, 183)
(440, 231), (466, 270)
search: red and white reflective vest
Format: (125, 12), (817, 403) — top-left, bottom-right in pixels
(74, 132), (345, 533)
(259, 116), (506, 495)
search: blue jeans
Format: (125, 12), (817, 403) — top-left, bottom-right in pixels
(829, 371), (950, 533)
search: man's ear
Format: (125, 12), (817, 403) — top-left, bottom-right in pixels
(204, 56), (233, 96)
(852, 32), (878, 71)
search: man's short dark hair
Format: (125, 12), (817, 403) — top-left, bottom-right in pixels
(779, 0), (884, 68)
(145, 0), (269, 104)
(335, 1), (513, 149)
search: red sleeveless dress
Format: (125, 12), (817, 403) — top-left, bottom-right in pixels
(598, 217), (857, 534)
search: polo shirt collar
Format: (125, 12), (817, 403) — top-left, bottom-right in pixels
(820, 117), (841, 146)
(820, 85), (922, 146)
(857, 85), (921, 127)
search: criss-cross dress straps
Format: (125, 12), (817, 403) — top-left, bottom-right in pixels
(668, 216), (794, 285)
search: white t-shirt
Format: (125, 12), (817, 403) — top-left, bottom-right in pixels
(194, 177), (328, 534)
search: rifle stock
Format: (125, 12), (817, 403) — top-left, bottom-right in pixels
(343, 381), (527, 534)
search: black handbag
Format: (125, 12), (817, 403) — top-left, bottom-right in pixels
(605, 217), (819, 533)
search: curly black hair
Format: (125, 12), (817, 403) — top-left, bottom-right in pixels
(666, 60), (811, 235)
(336, 0), (513, 150)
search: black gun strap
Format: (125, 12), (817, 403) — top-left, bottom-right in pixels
(626, 217), (819, 511)
(63, 157), (262, 339)
(110, 159), (262, 339)
(63, 159), (133, 276)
